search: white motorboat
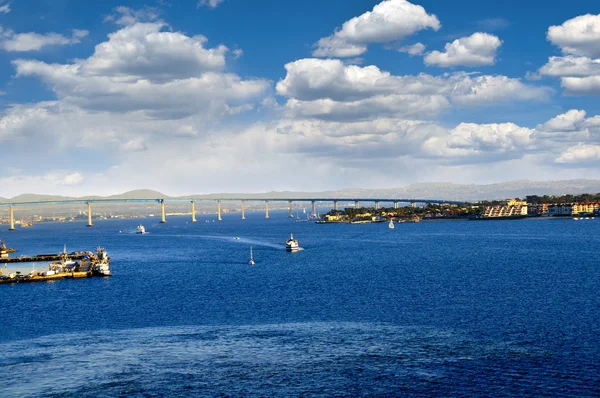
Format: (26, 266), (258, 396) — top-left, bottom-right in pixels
(388, 219), (394, 229)
(286, 233), (299, 252)
(248, 246), (255, 265)
(136, 225), (146, 234)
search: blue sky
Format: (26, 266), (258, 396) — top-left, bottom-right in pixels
(1, 0), (600, 196)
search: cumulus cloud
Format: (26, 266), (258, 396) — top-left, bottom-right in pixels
(422, 122), (533, 162)
(450, 74), (551, 106)
(555, 144), (600, 164)
(424, 32), (502, 67)
(397, 42), (426, 56)
(539, 56), (600, 77)
(12, 23), (269, 119)
(0, 27), (88, 52)
(313, 0), (440, 57)
(541, 14), (600, 95)
(276, 58), (550, 121)
(0, 1), (10, 14)
(104, 6), (160, 26)
(539, 109), (587, 132)
(197, 0), (224, 8)
(547, 14), (600, 58)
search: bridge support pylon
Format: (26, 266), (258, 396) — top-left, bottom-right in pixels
(311, 201), (316, 217)
(411, 202), (417, 208)
(8, 205), (15, 231)
(333, 200), (338, 211)
(375, 201), (380, 210)
(355, 201), (360, 209)
(393, 201), (398, 209)
(265, 201), (270, 219)
(241, 201), (245, 220)
(86, 202), (93, 227)
(288, 201), (293, 218)
(191, 201), (196, 223)
(217, 200), (222, 221)
(160, 200), (167, 223)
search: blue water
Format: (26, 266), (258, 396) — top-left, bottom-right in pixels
(1, 212), (599, 396)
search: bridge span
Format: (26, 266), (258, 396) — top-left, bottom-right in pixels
(0, 197), (463, 230)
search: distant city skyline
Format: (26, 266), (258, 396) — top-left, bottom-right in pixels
(2, 0), (600, 197)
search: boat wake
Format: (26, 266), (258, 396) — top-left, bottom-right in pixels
(146, 233), (285, 249)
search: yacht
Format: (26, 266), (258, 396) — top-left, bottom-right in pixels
(248, 246), (255, 265)
(388, 219), (394, 229)
(136, 225), (146, 234)
(286, 234), (299, 252)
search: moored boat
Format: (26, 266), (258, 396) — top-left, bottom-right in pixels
(92, 247), (112, 276)
(388, 219), (394, 229)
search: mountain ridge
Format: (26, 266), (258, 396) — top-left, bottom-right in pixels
(2, 180), (600, 203)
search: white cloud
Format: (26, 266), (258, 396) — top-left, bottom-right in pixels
(560, 76), (600, 95)
(422, 122), (533, 162)
(0, 27), (88, 52)
(313, 0), (440, 57)
(539, 15), (600, 96)
(0, 2), (10, 14)
(276, 58), (550, 121)
(81, 23), (228, 81)
(284, 94), (450, 121)
(398, 42), (425, 56)
(539, 56), (600, 77)
(12, 23), (269, 119)
(60, 172), (84, 185)
(104, 6), (160, 26)
(450, 74), (551, 106)
(197, 0), (224, 8)
(555, 144), (600, 164)
(424, 32), (502, 67)
(539, 109), (587, 132)
(547, 14), (600, 58)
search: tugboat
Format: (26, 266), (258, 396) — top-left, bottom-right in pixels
(92, 247), (111, 276)
(286, 234), (299, 252)
(136, 224), (146, 234)
(248, 246), (255, 265)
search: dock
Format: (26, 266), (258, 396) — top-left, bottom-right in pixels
(0, 247), (111, 284)
(1, 252), (91, 263)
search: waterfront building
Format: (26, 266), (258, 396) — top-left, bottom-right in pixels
(548, 204), (573, 216)
(528, 203), (549, 216)
(483, 204), (528, 217)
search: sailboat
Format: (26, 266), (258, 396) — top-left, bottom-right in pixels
(388, 219), (395, 229)
(248, 246), (255, 265)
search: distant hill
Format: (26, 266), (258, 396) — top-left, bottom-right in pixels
(7, 194), (74, 203)
(105, 189), (171, 200)
(3, 180), (600, 203)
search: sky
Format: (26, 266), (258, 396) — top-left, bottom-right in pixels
(1, 0), (600, 197)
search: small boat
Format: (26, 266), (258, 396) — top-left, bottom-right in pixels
(248, 246), (255, 265)
(286, 233), (299, 252)
(136, 225), (146, 234)
(388, 219), (394, 229)
(573, 217), (580, 221)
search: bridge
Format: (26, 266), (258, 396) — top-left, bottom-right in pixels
(0, 197), (464, 231)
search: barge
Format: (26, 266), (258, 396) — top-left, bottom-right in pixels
(0, 246), (111, 284)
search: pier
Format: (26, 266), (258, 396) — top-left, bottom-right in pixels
(0, 247), (111, 284)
